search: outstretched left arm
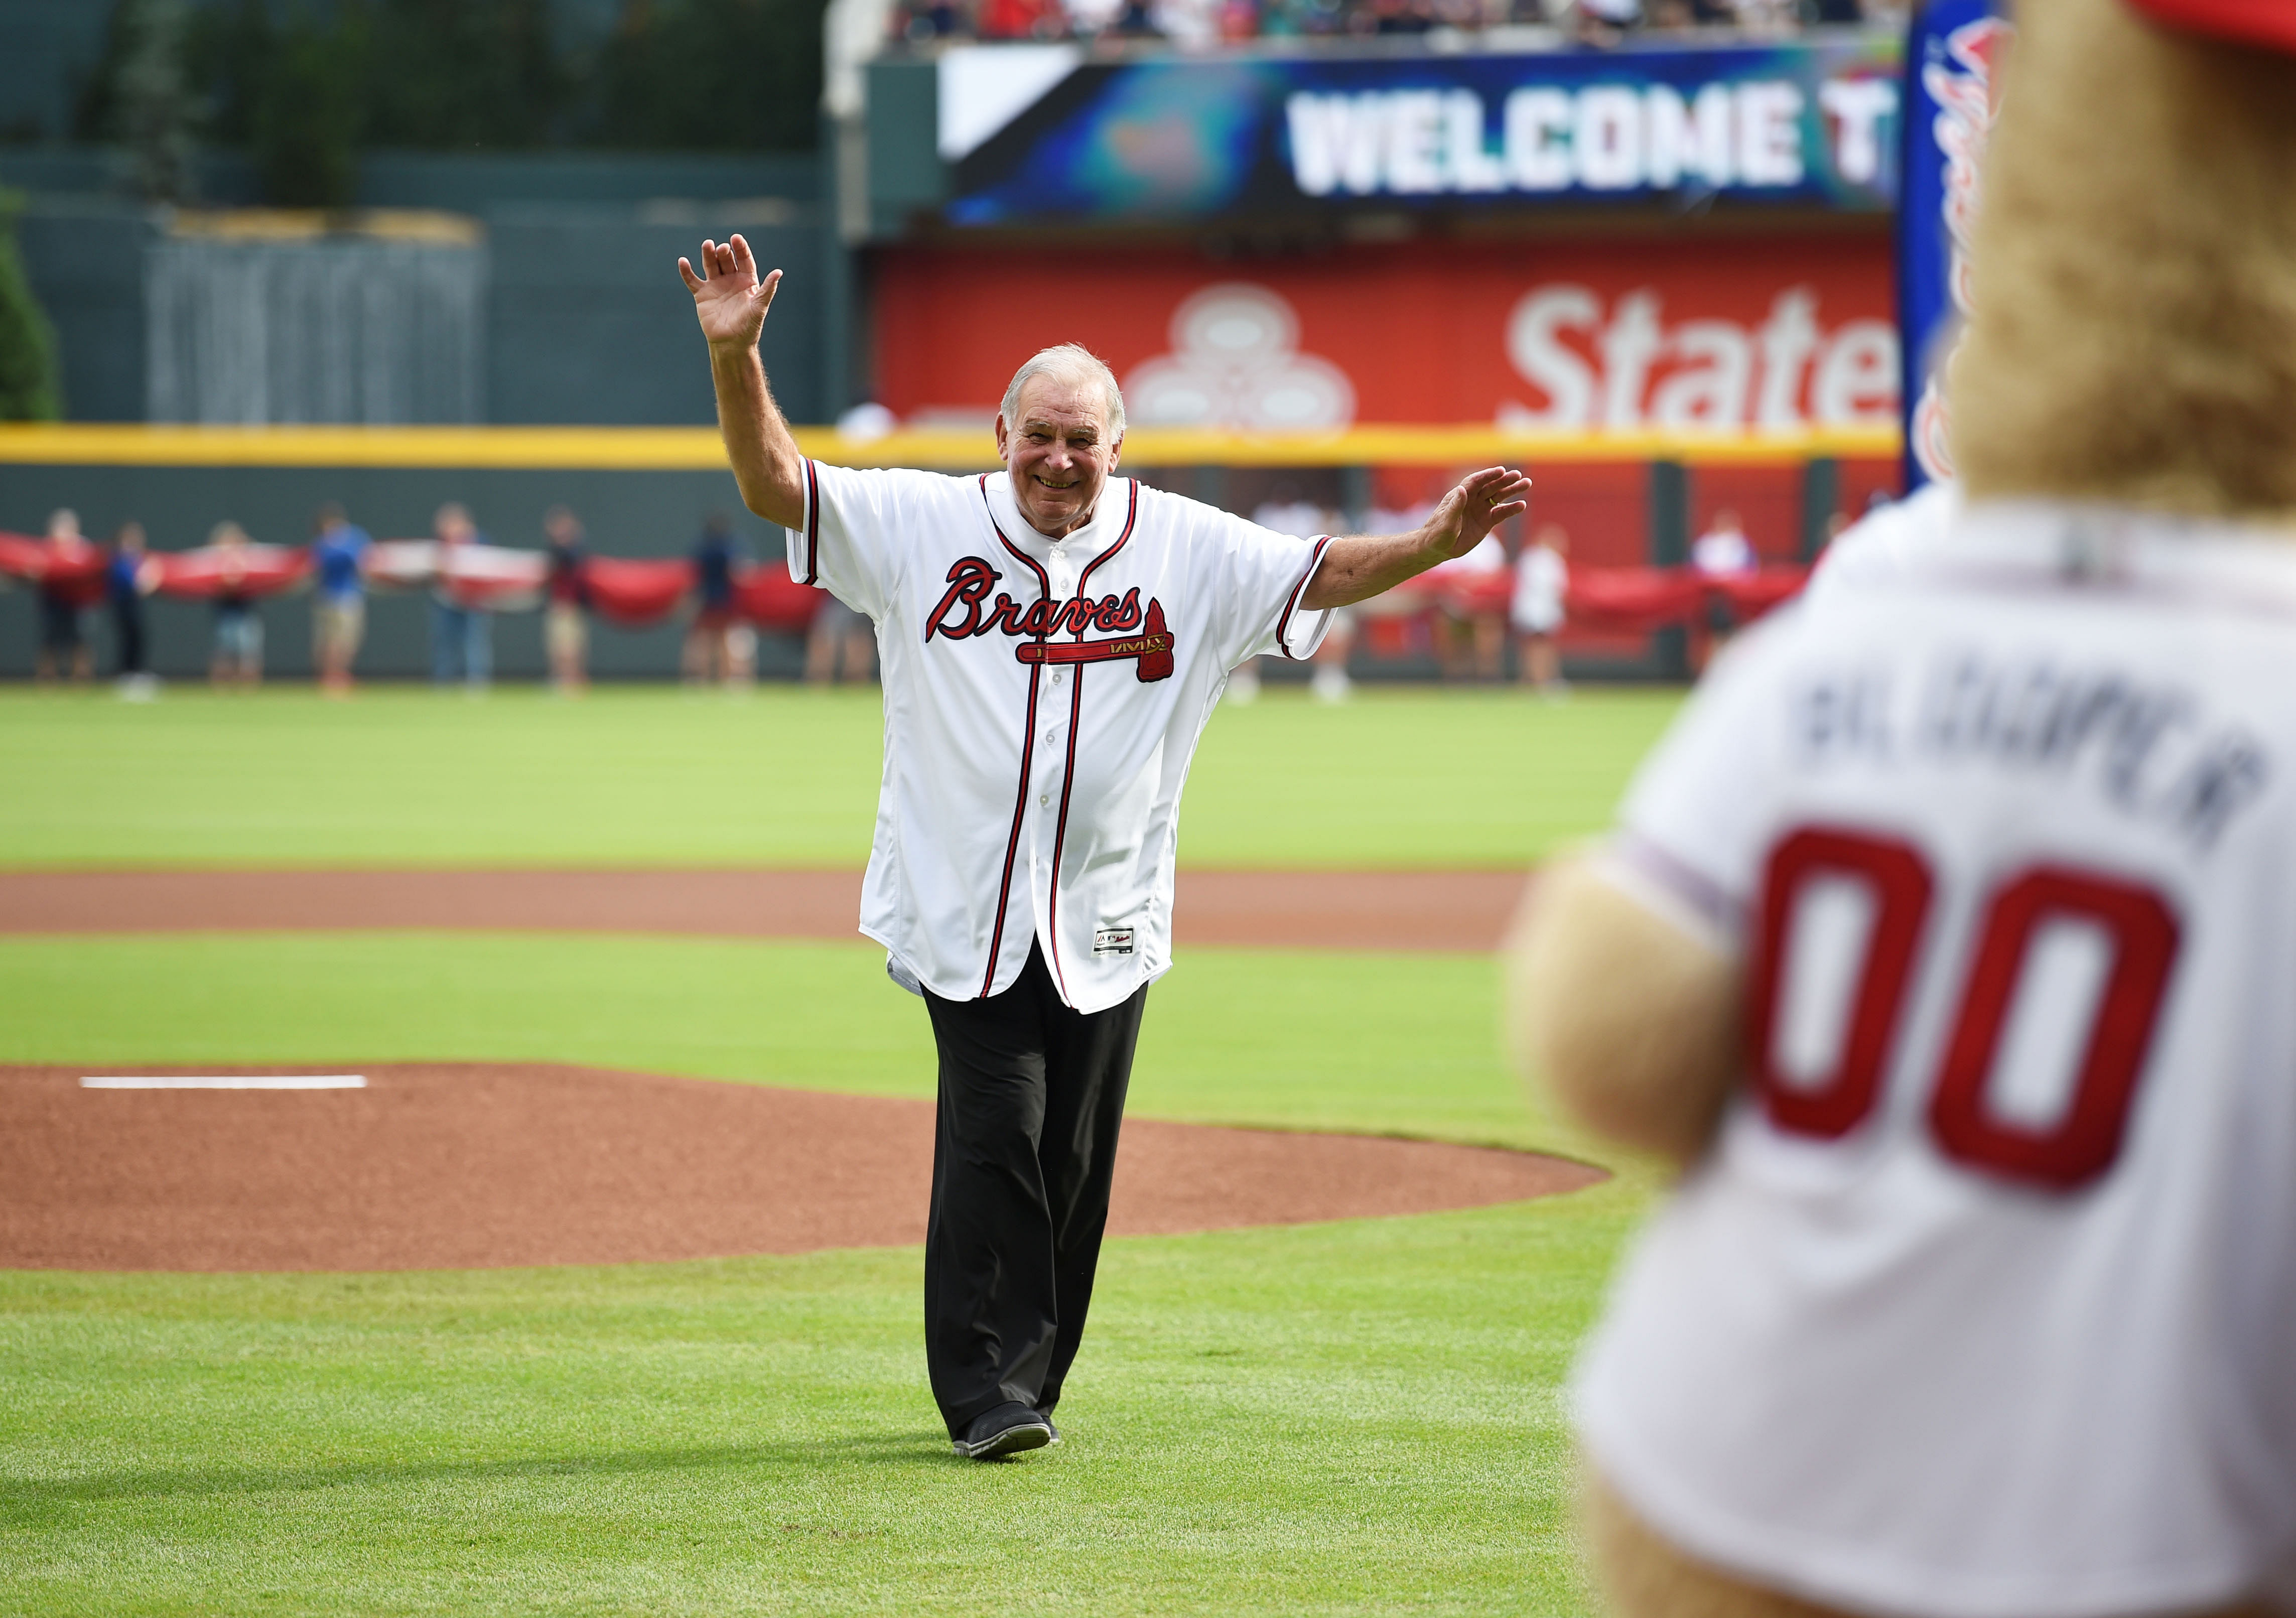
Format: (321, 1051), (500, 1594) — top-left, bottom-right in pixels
(1300, 466), (1532, 611)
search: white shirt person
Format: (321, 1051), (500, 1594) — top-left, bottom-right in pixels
(681, 234), (1529, 1461)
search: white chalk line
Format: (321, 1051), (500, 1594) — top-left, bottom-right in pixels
(79, 1075), (368, 1091)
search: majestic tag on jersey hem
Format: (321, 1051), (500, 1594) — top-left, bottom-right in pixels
(1093, 927), (1137, 956)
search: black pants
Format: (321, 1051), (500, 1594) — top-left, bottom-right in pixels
(922, 943), (1147, 1439)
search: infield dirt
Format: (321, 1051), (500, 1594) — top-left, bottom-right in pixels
(0, 1063), (1603, 1272)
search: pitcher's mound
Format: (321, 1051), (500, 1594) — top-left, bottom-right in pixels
(0, 1064), (1604, 1272)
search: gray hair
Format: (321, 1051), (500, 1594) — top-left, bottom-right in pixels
(1000, 344), (1127, 440)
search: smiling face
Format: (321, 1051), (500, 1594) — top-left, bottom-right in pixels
(996, 373), (1122, 540)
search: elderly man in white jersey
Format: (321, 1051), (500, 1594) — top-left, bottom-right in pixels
(682, 238), (1530, 1461)
(1507, 0), (2296, 1610)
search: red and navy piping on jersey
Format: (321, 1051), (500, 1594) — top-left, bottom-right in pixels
(1274, 536), (1333, 659)
(971, 476), (1141, 1003)
(799, 459), (822, 586)
(1042, 481), (1139, 1000)
(976, 474), (1050, 999)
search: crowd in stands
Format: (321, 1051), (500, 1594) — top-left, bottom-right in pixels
(894, 0), (1880, 49)
(6, 494), (1808, 695)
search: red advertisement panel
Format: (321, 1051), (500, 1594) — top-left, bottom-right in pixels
(874, 234), (1895, 432)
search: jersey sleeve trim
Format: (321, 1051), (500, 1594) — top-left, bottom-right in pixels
(800, 459), (821, 586)
(1601, 830), (1744, 953)
(1274, 536), (1334, 661)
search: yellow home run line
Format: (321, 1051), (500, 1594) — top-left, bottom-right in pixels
(0, 423), (1901, 471)
(81, 1075), (368, 1090)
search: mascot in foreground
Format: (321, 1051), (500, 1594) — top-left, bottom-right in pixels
(1508, 0), (2296, 1612)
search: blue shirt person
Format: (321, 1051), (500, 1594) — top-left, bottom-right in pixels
(310, 502), (373, 696)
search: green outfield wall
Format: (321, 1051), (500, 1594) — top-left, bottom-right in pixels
(0, 461), (773, 682)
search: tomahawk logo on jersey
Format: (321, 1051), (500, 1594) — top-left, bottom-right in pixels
(1574, 497), (2296, 1618)
(788, 458), (1330, 1015)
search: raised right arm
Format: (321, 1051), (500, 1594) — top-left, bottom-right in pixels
(679, 235), (808, 532)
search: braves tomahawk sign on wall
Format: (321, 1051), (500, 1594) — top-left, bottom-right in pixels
(876, 236), (1895, 433)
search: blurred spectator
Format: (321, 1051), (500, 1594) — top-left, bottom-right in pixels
(1226, 488), (1309, 704)
(1303, 603), (1358, 703)
(1639, 0), (1742, 25)
(1729, 0), (1802, 32)
(310, 502), (372, 699)
(1367, 0), (1440, 33)
(978, 0), (1064, 36)
(1572, 0), (1640, 43)
(1366, 494), (1438, 537)
(1154, 0), (1223, 45)
(429, 503), (493, 692)
(1690, 506), (1757, 577)
(888, 0), (1862, 41)
(106, 521), (159, 701)
(806, 591), (878, 687)
(35, 508), (92, 687)
(208, 522), (263, 690)
(1251, 487), (1353, 702)
(902, 0), (964, 37)
(1427, 530), (1508, 680)
(1690, 505), (1756, 671)
(543, 505), (591, 696)
(685, 512), (750, 687)
(1512, 521), (1569, 696)
(1252, 487), (1327, 539)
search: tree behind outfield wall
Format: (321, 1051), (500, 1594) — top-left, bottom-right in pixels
(76, 0), (828, 194)
(356, 0), (571, 152)
(0, 191), (63, 421)
(245, 7), (368, 207)
(593, 0), (826, 154)
(73, 0), (202, 202)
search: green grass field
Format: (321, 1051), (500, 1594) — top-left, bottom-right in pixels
(0, 685), (1679, 870)
(0, 683), (1679, 1615)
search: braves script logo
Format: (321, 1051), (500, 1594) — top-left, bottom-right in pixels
(925, 557), (1175, 682)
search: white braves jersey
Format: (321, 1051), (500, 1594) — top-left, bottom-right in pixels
(791, 461), (1330, 1014)
(1574, 496), (2296, 1618)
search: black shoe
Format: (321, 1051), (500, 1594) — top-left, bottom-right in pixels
(952, 1402), (1053, 1460)
(1037, 1412), (1060, 1446)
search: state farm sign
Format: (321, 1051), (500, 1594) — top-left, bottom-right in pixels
(873, 235), (1894, 434)
(1504, 285), (1896, 431)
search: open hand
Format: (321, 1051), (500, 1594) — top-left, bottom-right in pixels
(1301, 466), (1537, 610)
(678, 234), (781, 351)
(1424, 466), (1535, 559)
